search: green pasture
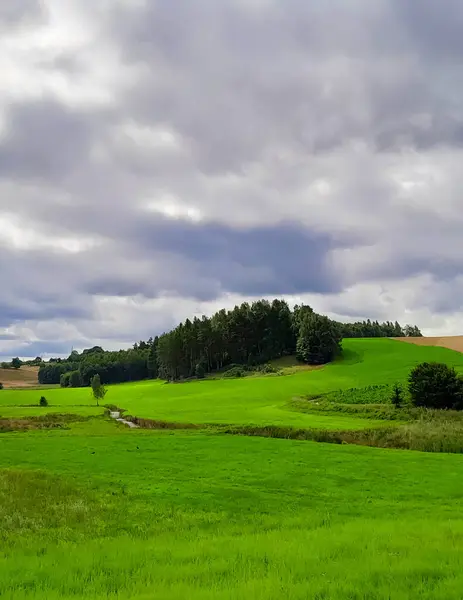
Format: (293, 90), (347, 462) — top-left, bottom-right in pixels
(1, 422), (463, 599)
(1, 338), (463, 598)
(2, 339), (463, 430)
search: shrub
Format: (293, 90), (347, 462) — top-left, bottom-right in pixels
(39, 396), (48, 407)
(195, 362), (206, 379)
(223, 367), (244, 378)
(391, 383), (404, 408)
(60, 372), (71, 388)
(256, 364), (277, 374)
(0, 383), (3, 390)
(408, 362), (463, 410)
(69, 370), (82, 388)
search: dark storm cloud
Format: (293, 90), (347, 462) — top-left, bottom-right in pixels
(129, 218), (348, 296)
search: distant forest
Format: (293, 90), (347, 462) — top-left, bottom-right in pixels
(37, 299), (422, 387)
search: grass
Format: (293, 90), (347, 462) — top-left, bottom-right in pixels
(3, 339), (463, 430)
(0, 405), (104, 418)
(1, 421), (463, 598)
(3, 339), (463, 597)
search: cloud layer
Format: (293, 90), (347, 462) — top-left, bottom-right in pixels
(1, 0), (463, 358)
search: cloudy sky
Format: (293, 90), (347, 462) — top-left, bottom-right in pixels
(1, 0), (463, 359)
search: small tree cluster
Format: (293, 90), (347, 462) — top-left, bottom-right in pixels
(296, 314), (342, 366)
(408, 362), (463, 410)
(39, 396), (48, 407)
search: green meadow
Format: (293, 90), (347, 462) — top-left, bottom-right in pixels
(3, 339), (463, 426)
(2, 338), (463, 598)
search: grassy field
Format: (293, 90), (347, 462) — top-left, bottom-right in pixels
(1, 421), (463, 599)
(2, 339), (463, 429)
(2, 338), (463, 598)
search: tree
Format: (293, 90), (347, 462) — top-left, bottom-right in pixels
(69, 370), (82, 388)
(39, 396), (48, 407)
(11, 357), (21, 370)
(296, 314), (342, 365)
(147, 338), (159, 378)
(91, 374), (107, 406)
(0, 383), (3, 390)
(408, 362), (463, 410)
(404, 325), (423, 338)
(391, 383), (403, 408)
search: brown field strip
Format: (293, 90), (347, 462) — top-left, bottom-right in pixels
(0, 366), (39, 388)
(394, 336), (463, 353)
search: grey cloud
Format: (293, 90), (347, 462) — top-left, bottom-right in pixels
(0, 0), (46, 27)
(0, 333), (18, 341)
(395, 0), (463, 61)
(2, 340), (74, 359)
(0, 100), (105, 182)
(102, 0), (463, 162)
(2, 0), (463, 357)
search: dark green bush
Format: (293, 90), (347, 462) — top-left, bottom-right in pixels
(60, 372), (71, 388)
(223, 367), (244, 378)
(408, 362), (463, 410)
(39, 396), (48, 407)
(195, 363), (206, 379)
(0, 383), (3, 390)
(69, 370), (82, 388)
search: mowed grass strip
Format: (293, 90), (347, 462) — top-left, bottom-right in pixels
(1, 425), (463, 598)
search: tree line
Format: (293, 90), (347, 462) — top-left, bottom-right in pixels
(37, 299), (422, 387)
(38, 344), (153, 387)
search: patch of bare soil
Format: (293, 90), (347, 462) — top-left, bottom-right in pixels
(394, 336), (463, 353)
(0, 366), (39, 389)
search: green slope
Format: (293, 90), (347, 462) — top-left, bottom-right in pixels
(2, 339), (463, 428)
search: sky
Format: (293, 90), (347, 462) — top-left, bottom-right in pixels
(1, 0), (463, 360)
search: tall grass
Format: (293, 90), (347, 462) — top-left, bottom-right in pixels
(2, 425), (463, 598)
